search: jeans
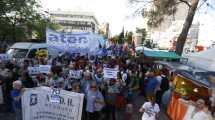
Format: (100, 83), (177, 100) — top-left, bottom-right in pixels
(15, 108), (22, 120)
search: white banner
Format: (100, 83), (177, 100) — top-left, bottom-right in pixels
(39, 65), (51, 74)
(22, 87), (84, 120)
(0, 54), (11, 61)
(0, 86), (3, 104)
(103, 67), (119, 79)
(69, 70), (82, 79)
(28, 67), (40, 75)
(28, 65), (52, 75)
(46, 29), (103, 54)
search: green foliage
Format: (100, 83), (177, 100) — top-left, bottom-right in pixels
(113, 35), (120, 43)
(144, 40), (153, 48)
(118, 28), (125, 44)
(148, 0), (178, 27)
(125, 31), (133, 43)
(0, 0), (59, 42)
(27, 19), (61, 41)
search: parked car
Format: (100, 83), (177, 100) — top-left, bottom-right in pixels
(7, 42), (63, 60)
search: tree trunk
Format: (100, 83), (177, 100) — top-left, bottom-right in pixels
(176, 0), (200, 56)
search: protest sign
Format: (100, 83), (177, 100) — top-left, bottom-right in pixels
(28, 67), (40, 75)
(0, 54), (11, 61)
(0, 85), (3, 104)
(39, 65), (51, 74)
(22, 87), (84, 120)
(69, 70), (82, 79)
(46, 29), (104, 54)
(28, 65), (51, 75)
(103, 66), (119, 79)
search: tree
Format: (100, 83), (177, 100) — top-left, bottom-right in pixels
(27, 19), (61, 41)
(0, 0), (42, 42)
(128, 0), (212, 55)
(112, 35), (120, 43)
(125, 31), (133, 43)
(118, 27), (125, 44)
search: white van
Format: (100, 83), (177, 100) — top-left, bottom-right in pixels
(7, 42), (63, 59)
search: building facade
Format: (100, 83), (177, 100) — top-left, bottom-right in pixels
(143, 2), (201, 54)
(49, 10), (99, 33)
(156, 21), (200, 53)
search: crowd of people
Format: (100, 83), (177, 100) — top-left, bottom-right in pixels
(0, 52), (213, 120)
(0, 53), (171, 120)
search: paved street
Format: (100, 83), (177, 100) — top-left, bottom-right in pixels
(0, 95), (169, 120)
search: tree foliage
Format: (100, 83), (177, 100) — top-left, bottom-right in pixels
(0, 0), (60, 42)
(27, 19), (61, 41)
(147, 0), (178, 27)
(118, 28), (125, 44)
(125, 31), (133, 43)
(111, 30), (133, 44)
(112, 35), (120, 43)
(0, 0), (41, 41)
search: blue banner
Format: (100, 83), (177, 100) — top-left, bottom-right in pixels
(46, 29), (105, 54)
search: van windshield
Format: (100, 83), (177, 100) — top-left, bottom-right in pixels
(7, 48), (28, 58)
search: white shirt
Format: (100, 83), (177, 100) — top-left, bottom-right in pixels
(191, 111), (209, 120)
(183, 105), (210, 120)
(141, 102), (160, 120)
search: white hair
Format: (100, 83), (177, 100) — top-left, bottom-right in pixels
(84, 71), (91, 77)
(13, 80), (22, 88)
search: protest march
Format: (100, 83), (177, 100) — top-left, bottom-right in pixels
(0, 29), (214, 120)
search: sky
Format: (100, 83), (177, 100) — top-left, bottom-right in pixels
(40, 0), (215, 46)
(40, 0), (144, 35)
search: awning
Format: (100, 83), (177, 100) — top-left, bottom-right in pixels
(144, 50), (181, 59)
(136, 47), (181, 59)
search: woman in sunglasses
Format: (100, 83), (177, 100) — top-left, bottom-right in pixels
(86, 82), (105, 120)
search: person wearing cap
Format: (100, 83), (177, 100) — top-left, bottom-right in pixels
(11, 80), (25, 120)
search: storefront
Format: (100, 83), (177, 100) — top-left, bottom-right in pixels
(154, 61), (215, 119)
(168, 67), (214, 119)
